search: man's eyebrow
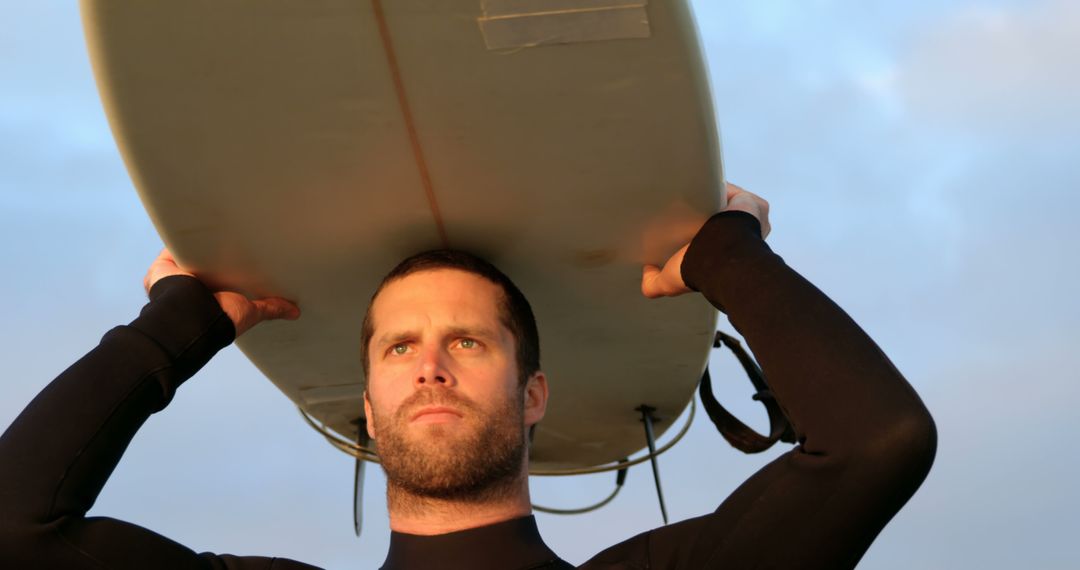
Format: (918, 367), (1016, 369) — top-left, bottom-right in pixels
(373, 330), (418, 348)
(373, 326), (501, 347)
(445, 326), (500, 341)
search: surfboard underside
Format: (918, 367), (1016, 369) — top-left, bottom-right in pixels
(82, 0), (724, 469)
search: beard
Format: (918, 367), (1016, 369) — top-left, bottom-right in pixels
(372, 387), (526, 505)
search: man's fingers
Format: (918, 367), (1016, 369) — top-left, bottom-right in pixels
(252, 297), (301, 321)
(215, 294), (301, 338)
(641, 264), (685, 299)
(725, 181), (743, 200)
(642, 242), (692, 299)
(145, 249), (300, 337)
(157, 247), (176, 263)
(642, 182), (770, 300)
(144, 247), (197, 295)
(641, 265), (662, 298)
(723, 182), (771, 239)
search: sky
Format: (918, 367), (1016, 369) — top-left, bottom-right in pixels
(1, 1), (1078, 568)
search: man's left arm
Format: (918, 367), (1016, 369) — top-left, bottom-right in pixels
(623, 185), (937, 568)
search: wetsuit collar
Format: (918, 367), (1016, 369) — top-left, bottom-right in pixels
(381, 515), (569, 570)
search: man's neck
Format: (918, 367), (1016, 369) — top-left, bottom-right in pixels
(386, 471), (532, 535)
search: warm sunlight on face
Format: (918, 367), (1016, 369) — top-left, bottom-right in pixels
(362, 269), (545, 498)
(365, 269), (521, 421)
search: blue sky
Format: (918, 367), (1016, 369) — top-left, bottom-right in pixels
(2, 1), (1078, 568)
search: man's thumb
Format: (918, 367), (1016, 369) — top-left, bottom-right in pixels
(254, 297), (301, 321)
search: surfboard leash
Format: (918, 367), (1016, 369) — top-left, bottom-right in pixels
(531, 331), (799, 522)
(304, 330), (795, 529)
(700, 331), (797, 453)
(532, 458), (630, 516)
(298, 398), (696, 477)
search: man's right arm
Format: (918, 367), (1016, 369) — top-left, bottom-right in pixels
(0, 268), (312, 569)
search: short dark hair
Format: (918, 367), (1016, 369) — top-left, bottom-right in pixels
(360, 250), (540, 386)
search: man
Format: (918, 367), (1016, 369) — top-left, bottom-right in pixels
(0, 185), (936, 569)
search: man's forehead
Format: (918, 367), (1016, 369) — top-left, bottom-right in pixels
(369, 268), (508, 333)
(375, 268), (502, 303)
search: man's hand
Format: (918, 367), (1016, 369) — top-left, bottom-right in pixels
(641, 183), (770, 299)
(144, 248), (301, 337)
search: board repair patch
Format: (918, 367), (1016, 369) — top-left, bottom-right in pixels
(478, 0), (650, 50)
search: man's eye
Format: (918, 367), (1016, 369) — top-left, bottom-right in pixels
(390, 344), (409, 355)
(459, 338), (477, 349)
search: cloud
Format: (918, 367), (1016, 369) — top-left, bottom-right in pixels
(895, 0), (1080, 135)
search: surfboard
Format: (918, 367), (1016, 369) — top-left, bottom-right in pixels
(81, 0), (724, 470)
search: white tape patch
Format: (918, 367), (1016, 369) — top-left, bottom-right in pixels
(478, 0), (650, 50)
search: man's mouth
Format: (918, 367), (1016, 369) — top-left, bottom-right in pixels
(410, 406), (463, 424)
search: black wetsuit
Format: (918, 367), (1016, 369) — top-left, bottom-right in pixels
(0, 212), (936, 569)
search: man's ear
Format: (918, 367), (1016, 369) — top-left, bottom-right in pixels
(523, 371), (549, 429)
(363, 390), (377, 440)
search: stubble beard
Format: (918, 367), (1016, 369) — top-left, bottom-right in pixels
(373, 387), (527, 511)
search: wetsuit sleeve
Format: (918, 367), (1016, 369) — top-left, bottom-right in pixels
(0, 275), (319, 570)
(583, 211), (937, 570)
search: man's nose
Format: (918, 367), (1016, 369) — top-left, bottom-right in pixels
(416, 344), (454, 387)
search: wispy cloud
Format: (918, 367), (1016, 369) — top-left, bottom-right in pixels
(3, 2), (1079, 569)
(896, 0), (1080, 135)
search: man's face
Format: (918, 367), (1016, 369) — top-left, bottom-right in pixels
(363, 268), (547, 499)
